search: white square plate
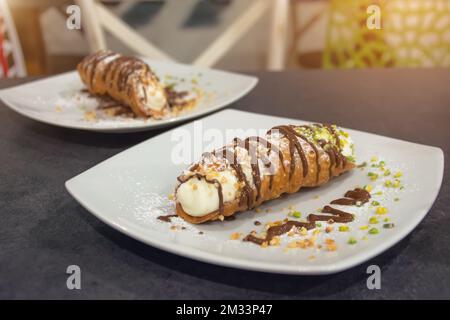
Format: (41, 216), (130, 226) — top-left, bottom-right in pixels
(65, 110), (444, 274)
(0, 60), (257, 133)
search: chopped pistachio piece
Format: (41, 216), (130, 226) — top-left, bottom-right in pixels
(369, 228), (379, 235)
(291, 211), (302, 218)
(376, 207), (388, 215)
(369, 216), (379, 224)
(368, 172), (378, 180)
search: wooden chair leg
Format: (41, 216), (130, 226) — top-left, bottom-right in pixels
(193, 0), (269, 68)
(267, 0), (289, 70)
(95, 2), (173, 61)
(76, 0), (106, 52)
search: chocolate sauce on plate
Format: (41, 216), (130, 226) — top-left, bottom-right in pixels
(243, 188), (371, 246)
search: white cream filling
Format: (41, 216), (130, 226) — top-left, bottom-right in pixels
(177, 169), (238, 217)
(339, 134), (354, 158)
(141, 84), (167, 111)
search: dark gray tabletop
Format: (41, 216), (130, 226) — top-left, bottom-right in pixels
(1, 69), (449, 299)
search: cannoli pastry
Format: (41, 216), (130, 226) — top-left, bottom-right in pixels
(77, 50), (168, 118)
(175, 124), (356, 224)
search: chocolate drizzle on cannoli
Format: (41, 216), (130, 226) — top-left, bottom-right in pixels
(252, 136), (279, 190)
(321, 124), (347, 170)
(244, 137), (262, 202)
(269, 125), (309, 180)
(211, 136), (283, 210)
(117, 59), (140, 92)
(82, 51), (116, 87)
(101, 55), (116, 82)
(290, 126), (321, 183)
(231, 138), (255, 208)
(212, 141), (254, 209)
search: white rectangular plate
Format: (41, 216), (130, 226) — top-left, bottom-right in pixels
(65, 110), (444, 274)
(0, 60), (257, 133)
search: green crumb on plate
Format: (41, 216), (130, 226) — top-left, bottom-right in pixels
(357, 161), (367, 168)
(291, 211), (301, 218)
(369, 216), (379, 224)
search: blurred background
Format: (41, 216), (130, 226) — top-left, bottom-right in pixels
(1, 0), (449, 77)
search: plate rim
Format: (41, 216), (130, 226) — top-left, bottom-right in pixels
(65, 109), (445, 275)
(0, 65), (258, 133)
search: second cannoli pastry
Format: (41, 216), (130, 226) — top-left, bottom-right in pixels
(175, 124), (356, 224)
(77, 50), (168, 118)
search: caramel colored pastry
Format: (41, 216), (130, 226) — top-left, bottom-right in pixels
(77, 50), (168, 118)
(175, 124), (356, 224)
